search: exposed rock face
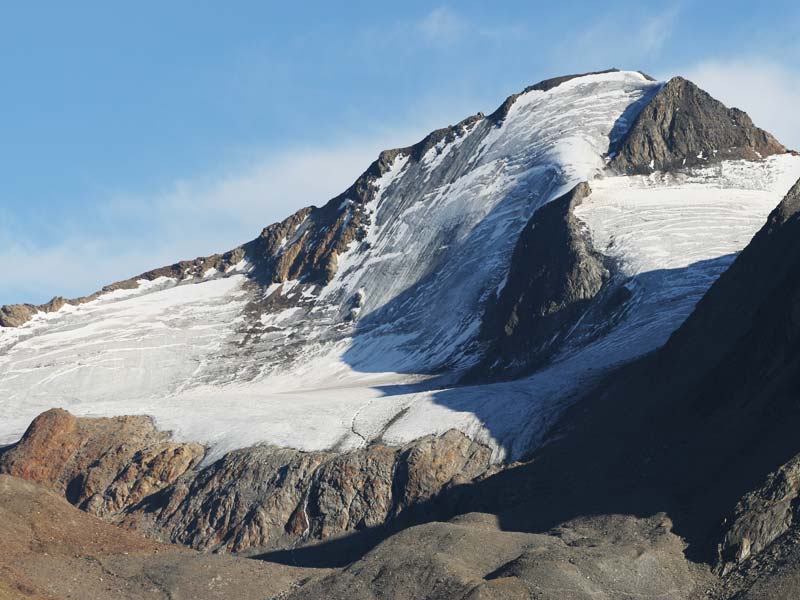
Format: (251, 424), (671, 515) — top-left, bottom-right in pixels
(474, 182), (612, 377)
(0, 302), (46, 327)
(610, 76), (786, 174)
(0, 408), (204, 517)
(1, 409), (492, 554)
(138, 429), (492, 553)
(718, 454), (800, 574)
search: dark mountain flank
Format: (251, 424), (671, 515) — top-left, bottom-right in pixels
(473, 182), (613, 379)
(428, 177), (800, 597)
(610, 76), (787, 174)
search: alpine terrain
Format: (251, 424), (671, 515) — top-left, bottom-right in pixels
(3, 68), (800, 599)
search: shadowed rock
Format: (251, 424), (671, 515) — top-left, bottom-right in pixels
(472, 182), (612, 378)
(280, 513), (709, 600)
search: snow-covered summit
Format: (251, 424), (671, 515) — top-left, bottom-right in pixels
(2, 69), (798, 462)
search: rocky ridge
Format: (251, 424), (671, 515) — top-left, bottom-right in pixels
(0, 69), (667, 332)
(610, 76), (787, 174)
(0, 409), (493, 554)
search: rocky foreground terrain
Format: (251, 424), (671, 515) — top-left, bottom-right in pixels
(0, 475), (327, 600)
(3, 70), (800, 598)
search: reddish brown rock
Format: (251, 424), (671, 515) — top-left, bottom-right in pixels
(0, 408), (204, 518)
(2, 409), (493, 555)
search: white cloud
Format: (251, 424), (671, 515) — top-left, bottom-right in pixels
(681, 59), (800, 150)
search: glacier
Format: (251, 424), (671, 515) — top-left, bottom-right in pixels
(2, 70), (799, 462)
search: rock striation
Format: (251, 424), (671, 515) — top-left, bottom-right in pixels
(137, 430), (490, 553)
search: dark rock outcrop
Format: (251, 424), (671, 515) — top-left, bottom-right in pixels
(610, 76), (787, 174)
(473, 182), (612, 378)
(717, 453), (800, 574)
(0, 295), (76, 327)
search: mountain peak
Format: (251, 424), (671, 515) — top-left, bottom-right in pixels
(609, 75), (787, 174)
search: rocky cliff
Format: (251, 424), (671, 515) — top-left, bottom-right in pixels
(610, 76), (787, 174)
(0, 409), (493, 554)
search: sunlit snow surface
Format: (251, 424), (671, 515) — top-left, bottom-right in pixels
(2, 71), (799, 462)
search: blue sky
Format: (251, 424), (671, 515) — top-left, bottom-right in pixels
(2, 1), (799, 304)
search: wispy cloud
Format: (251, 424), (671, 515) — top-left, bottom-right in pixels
(417, 7), (467, 43)
(681, 59), (800, 149)
(637, 7), (681, 56)
(556, 6), (681, 71)
(0, 131), (430, 305)
(412, 6), (526, 47)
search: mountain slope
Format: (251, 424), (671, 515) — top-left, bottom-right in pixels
(278, 174), (800, 599)
(1, 70), (798, 467)
(430, 176), (800, 582)
(0, 474), (326, 600)
(9, 176), (800, 599)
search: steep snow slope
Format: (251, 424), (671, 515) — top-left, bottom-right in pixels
(1, 71), (798, 461)
(571, 154), (800, 363)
